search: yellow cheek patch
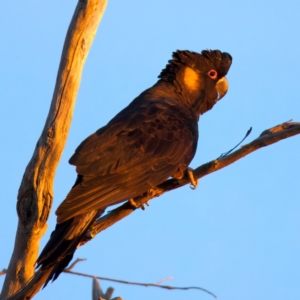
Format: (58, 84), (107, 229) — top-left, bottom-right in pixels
(183, 67), (201, 91)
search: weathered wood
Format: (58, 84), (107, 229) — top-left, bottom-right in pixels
(0, 1), (107, 299)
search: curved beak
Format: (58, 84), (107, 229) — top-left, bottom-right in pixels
(216, 77), (229, 101)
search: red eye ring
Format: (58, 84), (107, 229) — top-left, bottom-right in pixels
(208, 69), (218, 79)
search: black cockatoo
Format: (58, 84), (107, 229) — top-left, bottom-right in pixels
(37, 49), (232, 285)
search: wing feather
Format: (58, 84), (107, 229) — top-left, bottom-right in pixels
(56, 99), (198, 223)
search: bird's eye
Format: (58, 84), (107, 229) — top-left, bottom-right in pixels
(207, 69), (218, 79)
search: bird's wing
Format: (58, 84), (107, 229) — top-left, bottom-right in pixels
(56, 99), (198, 223)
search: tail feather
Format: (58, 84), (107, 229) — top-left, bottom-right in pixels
(36, 209), (103, 286)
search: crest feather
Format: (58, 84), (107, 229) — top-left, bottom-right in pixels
(158, 50), (232, 81)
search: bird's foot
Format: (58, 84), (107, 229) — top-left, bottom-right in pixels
(187, 167), (198, 190)
(129, 198), (138, 208)
(140, 201), (149, 211)
(128, 198), (149, 210)
(173, 168), (198, 189)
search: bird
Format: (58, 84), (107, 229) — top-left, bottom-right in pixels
(36, 49), (232, 285)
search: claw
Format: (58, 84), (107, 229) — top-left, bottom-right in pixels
(141, 201), (149, 210)
(129, 198), (138, 208)
(128, 198), (149, 210)
(187, 167), (198, 190)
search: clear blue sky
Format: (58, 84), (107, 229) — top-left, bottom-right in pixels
(1, 1), (299, 300)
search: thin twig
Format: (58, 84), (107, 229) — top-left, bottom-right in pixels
(64, 269), (217, 298)
(65, 258), (86, 271)
(154, 276), (174, 285)
(64, 259), (214, 296)
(0, 264), (206, 298)
(0, 265), (211, 297)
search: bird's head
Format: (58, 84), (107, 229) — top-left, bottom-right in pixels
(159, 50), (232, 115)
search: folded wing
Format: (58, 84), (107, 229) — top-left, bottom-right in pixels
(56, 99), (198, 223)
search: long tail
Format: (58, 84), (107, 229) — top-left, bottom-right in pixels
(36, 210), (103, 287)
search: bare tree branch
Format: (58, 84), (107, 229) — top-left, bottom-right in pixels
(66, 269), (217, 298)
(0, 1), (107, 299)
(81, 121), (300, 240)
(63, 259), (213, 298)
(0, 264), (212, 299)
(65, 258), (87, 271)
